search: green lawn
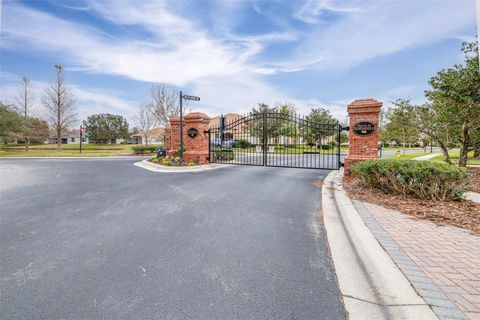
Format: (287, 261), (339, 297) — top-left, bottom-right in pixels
(429, 151), (480, 166)
(0, 144), (162, 157)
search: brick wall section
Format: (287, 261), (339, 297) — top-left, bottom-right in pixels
(344, 99), (382, 176)
(166, 112), (211, 164)
(164, 126), (171, 150)
(167, 116), (181, 157)
(183, 112), (210, 164)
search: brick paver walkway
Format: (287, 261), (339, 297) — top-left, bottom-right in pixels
(363, 202), (480, 320)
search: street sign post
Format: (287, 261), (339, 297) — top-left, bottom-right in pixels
(179, 92), (201, 161)
(79, 125), (85, 154)
(182, 95), (200, 101)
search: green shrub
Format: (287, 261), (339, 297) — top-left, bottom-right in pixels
(214, 148), (234, 161)
(132, 146), (157, 154)
(235, 139), (251, 148)
(321, 144), (332, 150)
(328, 141), (337, 147)
(352, 159), (470, 201)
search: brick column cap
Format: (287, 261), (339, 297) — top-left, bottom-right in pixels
(170, 116), (181, 124)
(348, 99), (382, 114)
(184, 112), (210, 121)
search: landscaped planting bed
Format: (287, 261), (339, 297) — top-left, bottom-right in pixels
(346, 159), (480, 234)
(150, 156), (196, 167)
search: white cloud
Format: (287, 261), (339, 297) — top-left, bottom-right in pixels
(1, 2), (271, 85)
(0, 0), (476, 124)
(282, 0), (476, 71)
(294, 0), (360, 24)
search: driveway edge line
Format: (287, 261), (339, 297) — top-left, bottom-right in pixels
(322, 169), (438, 320)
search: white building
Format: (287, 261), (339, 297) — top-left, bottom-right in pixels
(49, 129), (88, 144)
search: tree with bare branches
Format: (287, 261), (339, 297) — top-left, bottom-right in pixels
(150, 84), (188, 126)
(15, 77), (35, 151)
(42, 65), (76, 151)
(134, 103), (157, 146)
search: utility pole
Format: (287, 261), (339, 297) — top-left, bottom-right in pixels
(179, 91), (183, 160)
(80, 125), (84, 154)
(21, 77), (30, 151)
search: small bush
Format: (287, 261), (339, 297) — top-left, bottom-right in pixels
(321, 144), (332, 150)
(214, 148), (234, 161)
(161, 158), (170, 166)
(352, 159), (470, 201)
(235, 139), (251, 148)
(132, 146), (157, 154)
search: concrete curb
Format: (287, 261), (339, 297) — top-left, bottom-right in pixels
(322, 169), (438, 320)
(133, 159), (231, 173)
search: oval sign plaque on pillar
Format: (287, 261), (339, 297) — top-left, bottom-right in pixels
(187, 128), (198, 138)
(353, 121), (375, 136)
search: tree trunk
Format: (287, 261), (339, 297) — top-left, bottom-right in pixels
(144, 135), (148, 147)
(458, 119), (469, 167)
(458, 147), (469, 167)
(437, 140), (451, 164)
(56, 127), (61, 151)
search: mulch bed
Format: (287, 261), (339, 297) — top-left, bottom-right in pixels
(344, 178), (480, 235)
(468, 167), (480, 193)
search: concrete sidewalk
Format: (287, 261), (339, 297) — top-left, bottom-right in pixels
(322, 170), (438, 320)
(412, 153), (442, 161)
(360, 203), (480, 320)
(323, 170), (479, 320)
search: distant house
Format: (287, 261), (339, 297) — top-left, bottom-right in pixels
(209, 113), (242, 140)
(128, 127), (165, 145)
(49, 129), (89, 144)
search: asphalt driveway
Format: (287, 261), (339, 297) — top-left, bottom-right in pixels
(0, 158), (345, 320)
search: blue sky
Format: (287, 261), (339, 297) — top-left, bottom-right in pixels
(0, 0), (478, 124)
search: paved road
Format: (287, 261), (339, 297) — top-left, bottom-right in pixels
(0, 158), (345, 320)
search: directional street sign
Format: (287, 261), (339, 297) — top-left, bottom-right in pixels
(182, 95), (200, 101)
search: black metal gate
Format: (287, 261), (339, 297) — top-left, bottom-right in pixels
(208, 112), (343, 169)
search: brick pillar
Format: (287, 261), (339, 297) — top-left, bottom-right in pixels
(164, 126), (171, 150)
(183, 112), (210, 165)
(167, 116), (180, 157)
(344, 99), (382, 177)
